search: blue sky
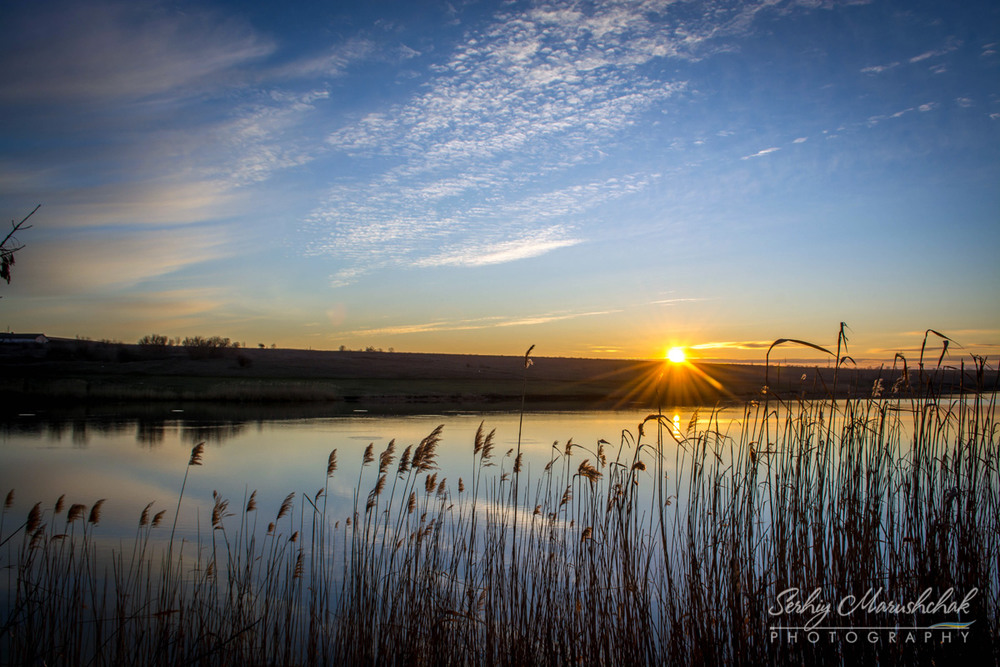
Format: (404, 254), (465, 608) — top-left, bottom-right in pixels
(1, 0), (997, 362)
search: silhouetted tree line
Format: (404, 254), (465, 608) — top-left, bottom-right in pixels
(180, 335), (239, 349)
(137, 334), (251, 360)
(138, 334), (240, 349)
(136, 334), (170, 347)
(138, 335), (279, 350)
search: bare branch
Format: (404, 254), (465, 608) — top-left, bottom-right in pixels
(2, 204), (40, 250)
(1, 204), (40, 285)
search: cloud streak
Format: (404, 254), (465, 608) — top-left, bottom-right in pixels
(414, 227), (581, 267)
(17, 227), (233, 295)
(861, 38), (961, 76)
(741, 147), (781, 160)
(0, 1), (272, 104)
(0, 0), (341, 251)
(307, 172), (660, 283)
(649, 297), (708, 306)
(347, 308), (619, 337)
(690, 340), (775, 351)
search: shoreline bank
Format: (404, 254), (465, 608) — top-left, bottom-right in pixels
(2, 338), (994, 411)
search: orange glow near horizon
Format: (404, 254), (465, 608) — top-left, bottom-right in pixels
(666, 347), (687, 364)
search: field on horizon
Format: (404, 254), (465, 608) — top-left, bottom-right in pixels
(3, 336), (992, 412)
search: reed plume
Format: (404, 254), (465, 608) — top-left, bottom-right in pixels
(25, 502), (42, 534)
(277, 492), (295, 521)
(66, 503), (86, 524)
(397, 445), (412, 475)
(378, 440), (396, 474)
(87, 499), (105, 524)
(170, 441), (206, 554)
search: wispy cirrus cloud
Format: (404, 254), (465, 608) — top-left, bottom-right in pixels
(861, 38), (961, 76)
(414, 227), (581, 268)
(104, 289), (228, 321)
(347, 308), (619, 337)
(0, 1), (273, 105)
(216, 90), (332, 187)
(304, 1), (892, 286)
(866, 102), (938, 126)
(16, 226), (233, 296)
(690, 340), (775, 351)
(309, 172), (660, 283)
(909, 41), (961, 64)
(0, 1), (342, 240)
(3, 86), (332, 237)
(741, 147), (781, 160)
(41, 180), (240, 229)
(267, 39), (375, 80)
(649, 297), (707, 306)
(307, 0), (783, 283)
(861, 61), (900, 75)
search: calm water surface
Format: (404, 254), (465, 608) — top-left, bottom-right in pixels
(6, 395), (990, 545)
(1, 405), (749, 543)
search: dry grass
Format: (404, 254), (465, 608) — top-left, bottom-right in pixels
(1, 350), (997, 665)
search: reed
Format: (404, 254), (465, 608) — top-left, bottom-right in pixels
(1, 351), (997, 665)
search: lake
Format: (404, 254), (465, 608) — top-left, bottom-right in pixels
(0, 404), (743, 544)
(2, 395), (996, 665)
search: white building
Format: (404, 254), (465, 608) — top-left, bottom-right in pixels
(0, 333), (49, 344)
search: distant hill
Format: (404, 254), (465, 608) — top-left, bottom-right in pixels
(1, 337), (994, 410)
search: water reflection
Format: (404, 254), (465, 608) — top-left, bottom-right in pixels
(5, 398), (985, 548)
(3, 415), (149, 445)
(180, 421), (249, 445)
(136, 419), (167, 447)
(1, 406), (721, 542)
(3, 413), (253, 448)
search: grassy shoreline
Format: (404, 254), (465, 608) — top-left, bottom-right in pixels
(3, 338), (992, 409)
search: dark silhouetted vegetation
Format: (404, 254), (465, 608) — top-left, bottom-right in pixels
(1, 340), (996, 665)
(1, 205), (38, 287)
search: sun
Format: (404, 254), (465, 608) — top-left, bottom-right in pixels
(666, 347), (686, 364)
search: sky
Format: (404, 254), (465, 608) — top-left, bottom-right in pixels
(1, 0), (998, 363)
